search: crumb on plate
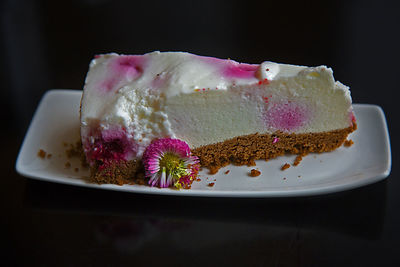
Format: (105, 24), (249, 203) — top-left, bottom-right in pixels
(344, 139), (354, 147)
(281, 163), (291, 170)
(37, 149), (47, 159)
(249, 169), (261, 177)
(247, 159), (256, 167)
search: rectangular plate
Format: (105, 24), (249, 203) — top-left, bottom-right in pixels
(16, 90), (391, 197)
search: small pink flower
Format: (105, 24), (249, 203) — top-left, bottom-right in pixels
(142, 138), (200, 188)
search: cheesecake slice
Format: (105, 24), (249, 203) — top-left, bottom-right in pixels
(80, 51), (356, 186)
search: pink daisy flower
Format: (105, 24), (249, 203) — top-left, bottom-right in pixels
(142, 138), (200, 189)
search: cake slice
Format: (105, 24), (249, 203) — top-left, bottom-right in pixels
(80, 51), (356, 186)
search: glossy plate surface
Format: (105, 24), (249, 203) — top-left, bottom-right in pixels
(16, 90), (391, 197)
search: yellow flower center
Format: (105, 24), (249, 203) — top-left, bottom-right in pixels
(158, 152), (189, 180)
(159, 152), (181, 172)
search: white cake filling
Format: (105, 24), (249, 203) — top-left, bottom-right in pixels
(80, 51), (353, 159)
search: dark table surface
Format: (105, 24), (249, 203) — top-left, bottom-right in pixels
(2, 0), (400, 266)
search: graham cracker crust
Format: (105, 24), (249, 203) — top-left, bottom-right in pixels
(192, 124), (357, 174)
(88, 123), (356, 184)
(90, 159), (146, 185)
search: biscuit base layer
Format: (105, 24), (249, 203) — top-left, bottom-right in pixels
(89, 159), (145, 185)
(88, 124), (356, 184)
(193, 124), (357, 174)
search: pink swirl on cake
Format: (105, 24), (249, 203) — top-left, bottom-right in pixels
(349, 110), (356, 126)
(222, 62), (258, 79)
(112, 56), (145, 80)
(99, 55), (147, 92)
(265, 101), (311, 132)
(200, 55), (258, 79)
(84, 125), (137, 167)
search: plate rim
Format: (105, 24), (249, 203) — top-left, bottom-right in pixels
(15, 89), (392, 198)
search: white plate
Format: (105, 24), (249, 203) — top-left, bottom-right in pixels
(16, 90), (391, 197)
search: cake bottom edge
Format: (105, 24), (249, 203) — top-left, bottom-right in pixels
(192, 124), (357, 174)
(88, 124), (357, 185)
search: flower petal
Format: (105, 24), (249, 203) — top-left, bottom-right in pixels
(148, 172), (159, 187)
(166, 173), (173, 187)
(183, 156), (199, 166)
(160, 167), (167, 188)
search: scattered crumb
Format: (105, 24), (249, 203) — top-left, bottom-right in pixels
(64, 140), (89, 168)
(65, 141), (82, 158)
(195, 178), (201, 182)
(74, 167), (79, 172)
(65, 162), (71, 168)
(208, 182), (215, 187)
(298, 175), (301, 178)
(209, 166), (219, 175)
(293, 155), (303, 166)
(37, 149), (47, 159)
(247, 159), (256, 167)
(225, 170), (230, 174)
(281, 163), (291, 171)
(46, 153), (52, 159)
(344, 139), (354, 147)
(293, 153), (308, 166)
(249, 169), (261, 177)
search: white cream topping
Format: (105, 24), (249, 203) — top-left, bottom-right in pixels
(257, 61), (280, 80)
(81, 51), (316, 124)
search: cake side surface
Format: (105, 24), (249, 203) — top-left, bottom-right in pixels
(79, 51), (356, 187)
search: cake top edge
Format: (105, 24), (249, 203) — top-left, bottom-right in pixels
(91, 50), (327, 76)
(85, 51), (337, 98)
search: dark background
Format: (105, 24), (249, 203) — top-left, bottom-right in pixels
(1, 0), (400, 266)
